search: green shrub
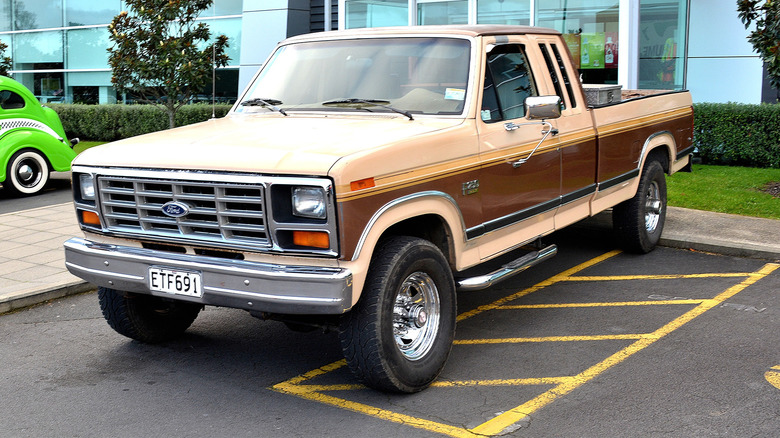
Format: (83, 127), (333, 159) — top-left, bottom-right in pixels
(693, 102), (780, 168)
(47, 103), (232, 142)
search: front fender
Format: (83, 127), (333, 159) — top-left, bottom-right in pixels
(341, 191), (477, 301)
(0, 130), (77, 181)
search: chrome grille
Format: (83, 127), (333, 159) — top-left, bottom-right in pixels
(98, 176), (269, 249)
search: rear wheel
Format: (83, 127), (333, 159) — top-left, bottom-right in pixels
(613, 160), (667, 253)
(98, 287), (202, 343)
(5, 149), (49, 196)
(339, 236), (456, 393)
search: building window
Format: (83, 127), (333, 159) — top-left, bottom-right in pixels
(477, 0), (530, 25)
(418, 0), (468, 25)
(639, 0), (687, 90)
(345, 0), (407, 29)
(536, 0), (620, 85)
(65, 0), (119, 26)
(13, 0), (63, 30)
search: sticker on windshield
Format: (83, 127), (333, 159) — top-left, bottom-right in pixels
(445, 88), (466, 101)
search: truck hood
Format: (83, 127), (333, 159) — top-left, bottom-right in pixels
(74, 114), (464, 176)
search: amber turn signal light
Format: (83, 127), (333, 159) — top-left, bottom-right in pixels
(292, 230), (329, 249)
(81, 210), (101, 226)
(350, 177), (375, 191)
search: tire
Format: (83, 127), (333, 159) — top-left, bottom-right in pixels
(339, 236), (456, 393)
(98, 287), (202, 344)
(5, 149), (49, 196)
(613, 160), (667, 253)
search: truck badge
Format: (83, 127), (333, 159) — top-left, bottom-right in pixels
(161, 201), (190, 218)
(462, 179), (479, 195)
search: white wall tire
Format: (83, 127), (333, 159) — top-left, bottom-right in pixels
(5, 149), (49, 196)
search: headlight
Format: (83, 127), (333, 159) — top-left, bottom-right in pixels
(292, 187), (326, 219)
(79, 174), (95, 201)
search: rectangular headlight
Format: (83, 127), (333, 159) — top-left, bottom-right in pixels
(79, 174), (95, 201)
(292, 187), (326, 219)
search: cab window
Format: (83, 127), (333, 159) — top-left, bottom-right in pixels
(481, 44), (538, 123)
(0, 90), (25, 110)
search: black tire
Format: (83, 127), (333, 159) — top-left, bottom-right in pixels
(339, 236), (456, 393)
(98, 287), (202, 344)
(613, 160), (667, 253)
(5, 149), (49, 196)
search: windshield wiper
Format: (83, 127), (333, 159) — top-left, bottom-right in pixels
(240, 98), (288, 116)
(321, 98), (414, 121)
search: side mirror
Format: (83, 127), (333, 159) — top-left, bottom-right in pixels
(524, 95), (561, 120)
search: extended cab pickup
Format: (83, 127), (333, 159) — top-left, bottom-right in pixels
(64, 25), (693, 393)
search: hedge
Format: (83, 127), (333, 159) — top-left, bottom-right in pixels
(47, 103), (233, 142)
(693, 102), (780, 168)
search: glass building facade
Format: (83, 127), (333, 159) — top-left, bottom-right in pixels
(339, 0), (689, 90)
(0, 0), (242, 104)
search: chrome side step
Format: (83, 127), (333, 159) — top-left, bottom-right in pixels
(456, 244), (557, 291)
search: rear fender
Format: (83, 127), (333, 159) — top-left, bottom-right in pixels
(0, 130), (76, 181)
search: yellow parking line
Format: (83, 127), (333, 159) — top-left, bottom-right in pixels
(456, 334), (645, 345)
(499, 299), (706, 309)
(469, 262), (780, 436)
(567, 272), (755, 281)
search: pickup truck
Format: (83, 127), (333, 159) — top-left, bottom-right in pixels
(64, 25), (693, 393)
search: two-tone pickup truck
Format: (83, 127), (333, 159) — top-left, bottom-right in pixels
(64, 25), (693, 393)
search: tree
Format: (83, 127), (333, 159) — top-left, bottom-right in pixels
(0, 40), (12, 77)
(737, 0), (780, 89)
(107, 0), (229, 128)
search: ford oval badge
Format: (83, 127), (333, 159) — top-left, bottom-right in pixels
(161, 201), (190, 218)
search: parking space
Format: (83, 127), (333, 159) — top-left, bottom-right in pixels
(272, 249), (779, 437)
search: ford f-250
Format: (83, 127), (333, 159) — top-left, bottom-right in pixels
(64, 25), (694, 393)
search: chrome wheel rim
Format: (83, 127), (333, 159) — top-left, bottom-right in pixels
(644, 180), (662, 233)
(393, 271), (440, 361)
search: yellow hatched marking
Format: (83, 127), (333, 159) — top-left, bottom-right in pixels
(565, 272), (756, 281)
(469, 262), (779, 436)
(271, 257), (779, 438)
(499, 299), (706, 309)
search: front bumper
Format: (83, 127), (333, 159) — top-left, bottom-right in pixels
(64, 237), (353, 315)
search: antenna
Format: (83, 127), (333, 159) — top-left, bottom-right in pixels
(211, 43), (216, 119)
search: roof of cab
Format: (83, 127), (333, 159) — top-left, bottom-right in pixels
(282, 25), (561, 44)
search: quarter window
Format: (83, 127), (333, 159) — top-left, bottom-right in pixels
(0, 90), (25, 109)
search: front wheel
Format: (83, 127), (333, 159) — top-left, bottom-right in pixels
(613, 160), (667, 253)
(98, 287), (202, 343)
(339, 237), (456, 393)
(5, 149), (49, 196)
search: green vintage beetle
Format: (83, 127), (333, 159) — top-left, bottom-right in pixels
(0, 76), (77, 196)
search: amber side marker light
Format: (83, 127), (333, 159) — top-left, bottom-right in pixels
(81, 210), (101, 226)
(293, 230), (330, 249)
(350, 177), (375, 191)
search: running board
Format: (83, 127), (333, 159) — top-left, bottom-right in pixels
(456, 245), (558, 291)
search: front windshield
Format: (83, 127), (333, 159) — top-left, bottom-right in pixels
(236, 37), (472, 116)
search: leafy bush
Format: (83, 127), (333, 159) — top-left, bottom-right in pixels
(693, 102), (780, 168)
(47, 103), (232, 142)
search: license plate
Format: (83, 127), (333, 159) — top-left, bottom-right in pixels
(148, 267), (203, 298)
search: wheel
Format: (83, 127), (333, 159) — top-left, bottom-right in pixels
(98, 287), (202, 344)
(613, 160), (667, 253)
(5, 149), (49, 196)
(339, 236), (456, 393)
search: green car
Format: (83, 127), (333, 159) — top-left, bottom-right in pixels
(0, 76), (77, 196)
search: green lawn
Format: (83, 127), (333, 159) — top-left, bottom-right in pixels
(73, 140), (106, 155)
(668, 164), (780, 220)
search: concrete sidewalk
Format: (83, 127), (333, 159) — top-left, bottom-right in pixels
(1, 202), (779, 315)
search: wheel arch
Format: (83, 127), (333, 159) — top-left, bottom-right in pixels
(351, 191), (466, 267)
(639, 131), (675, 174)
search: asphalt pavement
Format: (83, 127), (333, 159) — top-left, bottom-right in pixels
(1, 200), (779, 315)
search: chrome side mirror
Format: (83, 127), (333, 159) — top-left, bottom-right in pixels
(524, 95), (561, 120)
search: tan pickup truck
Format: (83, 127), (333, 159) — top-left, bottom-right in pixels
(64, 25), (693, 393)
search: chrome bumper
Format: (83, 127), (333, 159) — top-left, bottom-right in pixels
(64, 237), (353, 315)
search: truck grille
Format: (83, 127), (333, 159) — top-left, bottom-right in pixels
(97, 176), (269, 249)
